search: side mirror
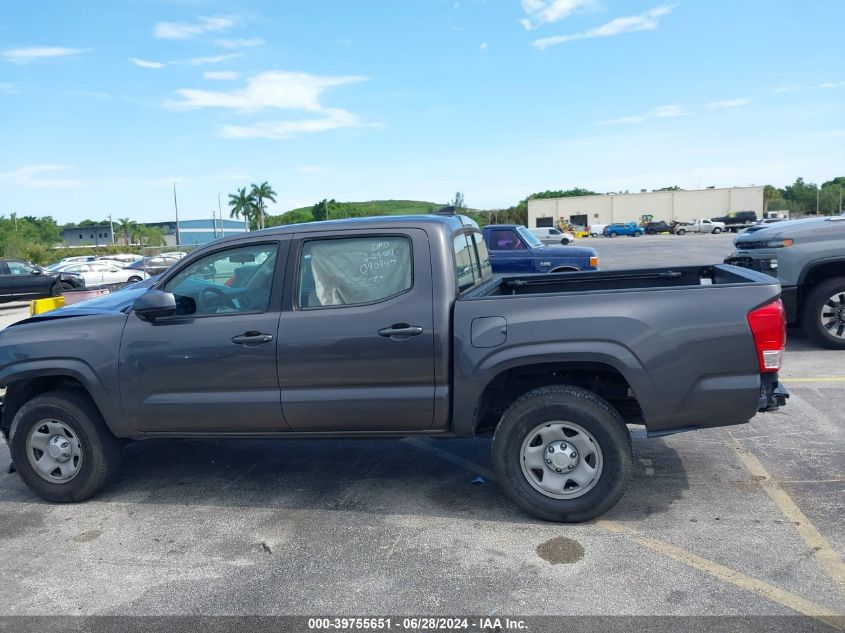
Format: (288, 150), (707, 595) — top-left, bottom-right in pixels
(132, 289), (177, 321)
(31, 269), (43, 275)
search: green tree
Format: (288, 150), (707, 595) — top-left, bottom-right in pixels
(763, 185), (780, 215)
(117, 218), (135, 246)
(228, 187), (255, 228)
(250, 181), (277, 230)
(451, 191), (466, 209)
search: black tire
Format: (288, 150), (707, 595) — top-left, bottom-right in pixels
(609, 232), (618, 238)
(59, 281), (74, 292)
(492, 385), (632, 523)
(712, 227), (722, 234)
(676, 228), (686, 235)
(647, 229), (656, 235)
(633, 231), (643, 237)
(801, 277), (845, 349)
(560, 238), (570, 245)
(127, 276), (143, 284)
(9, 389), (123, 502)
(50, 283), (61, 297)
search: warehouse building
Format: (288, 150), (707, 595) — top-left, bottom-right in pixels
(144, 219), (247, 246)
(528, 186), (764, 230)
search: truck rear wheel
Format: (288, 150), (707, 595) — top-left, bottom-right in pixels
(492, 385), (631, 523)
(9, 389), (123, 503)
(802, 277), (845, 349)
(712, 227), (722, 234)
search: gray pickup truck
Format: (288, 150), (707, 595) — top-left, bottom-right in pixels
(728, 214), (845, 348)
(0, 213), (788, 522)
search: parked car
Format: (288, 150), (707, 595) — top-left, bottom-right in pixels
(482, 225), (598, 273)
(643, 221), (674, 235)
(589, 223), (607, 237)
(674, 219), (725, 235)
(529, 227), (576, 245)
(603, 222), (643, 238)
(711, 210), (758, 233)
(727, 213), (845, 348)
(54, 261), (148, 287)
(125, 256), (181, 277)
(0, 213), (788, 522)
(98, 254), (141, 267)
(45, 255), (98, 271)
(0, 259), (76, 303)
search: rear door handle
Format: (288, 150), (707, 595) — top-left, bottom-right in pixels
(378, 324), (423, 339)
(231, 331), (273, 346)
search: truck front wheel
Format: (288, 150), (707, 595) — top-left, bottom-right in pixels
(9, 389), (123, 502)
(802, 277), (845, 349)
(492, 385), (632, 522)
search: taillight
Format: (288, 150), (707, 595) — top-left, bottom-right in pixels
(747, 299), (786, 373)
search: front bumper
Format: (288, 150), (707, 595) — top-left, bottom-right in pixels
(758, 374), (789, 412)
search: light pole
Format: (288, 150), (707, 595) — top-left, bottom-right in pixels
(217, 193), (224, 237)
(173, 183), (181, 246)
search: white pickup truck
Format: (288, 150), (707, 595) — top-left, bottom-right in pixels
(675, 218), (726, 235)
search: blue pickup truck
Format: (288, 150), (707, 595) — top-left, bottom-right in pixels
(482, 224), (599, 274)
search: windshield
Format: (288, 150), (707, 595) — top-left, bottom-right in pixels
(516, 226), (543, 248)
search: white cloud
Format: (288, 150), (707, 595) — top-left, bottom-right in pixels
(820, 81), (845, 89)
(0, 164), (85, 188)
(183, 53), (242, 66)
(220, 108), (367, 140)
(167, 70), (367, 113)
(519, 0), (595, 30)
(595, 115), (646, 126)
(153, 15), (237, 40)
(708, 98), (750, 110)
(215, 38), (264, 49)
(1, 46), (89, 64)
(0, 82), (18, 94)
(203, 70), (239, 80)
(532, 4), (676, 49)
(480, 42), (488, 50)
(653, 104), (688, 118)
(130, 57), (166, 68)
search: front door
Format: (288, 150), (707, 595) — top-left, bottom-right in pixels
(6, 260), (54, 298)
(119, 240), (288, 433)
(277, 229), (435, 431)
(486, 228), (533, 273)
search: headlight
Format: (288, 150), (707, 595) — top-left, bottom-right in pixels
(765, 239), (793, 248)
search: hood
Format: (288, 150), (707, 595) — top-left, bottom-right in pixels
(735, 215), (845, 244)
(534, 244), (598, 257)
(11, 278), (156, 326)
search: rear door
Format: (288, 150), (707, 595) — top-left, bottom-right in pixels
(0, 262), (13, 300)
(277, 228), (435, 431)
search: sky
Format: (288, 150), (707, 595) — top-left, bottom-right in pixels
(1, 0), (844, 223)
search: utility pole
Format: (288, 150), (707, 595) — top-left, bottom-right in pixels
(816, 188), (820, 214)
(212, 209), (217, 238)
(109, 214), (115, 245)
(173, 183), (181, 246)
(217, 193), (223, 237)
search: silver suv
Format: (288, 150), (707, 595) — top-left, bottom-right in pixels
(728, 214), (845, 348)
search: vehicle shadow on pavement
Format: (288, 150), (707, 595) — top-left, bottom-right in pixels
(0, 433), (688, 523)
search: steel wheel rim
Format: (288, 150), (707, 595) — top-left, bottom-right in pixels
(520, 421), (603, 499)
(820, 292), (845, 339)
(26, 419), (84, 483)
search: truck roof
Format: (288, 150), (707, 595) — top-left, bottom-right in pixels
(207, 213), (480, 247)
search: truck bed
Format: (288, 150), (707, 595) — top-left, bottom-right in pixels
(467, 264), (774, 297)
(452, 264), (782, 436)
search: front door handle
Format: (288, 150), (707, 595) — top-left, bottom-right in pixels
(378, 324), (423, 340)
(231, 331), (274, 346)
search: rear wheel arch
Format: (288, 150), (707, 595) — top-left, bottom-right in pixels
(549, 266), (578, 273)
(473, 360), (643, 435)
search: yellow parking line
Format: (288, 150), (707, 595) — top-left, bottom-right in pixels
(727, 433), (845, 597)
(781, 376), (845, 383)
(408, 437), (845, 622)
(598, 520), (844, 628)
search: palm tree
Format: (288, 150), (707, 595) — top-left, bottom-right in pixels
(117, 218), (135, 247)
(250, 181), (277, 230)
(228, 187), (255, 230)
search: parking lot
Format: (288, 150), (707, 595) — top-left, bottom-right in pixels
(0, 233), (842, 625)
